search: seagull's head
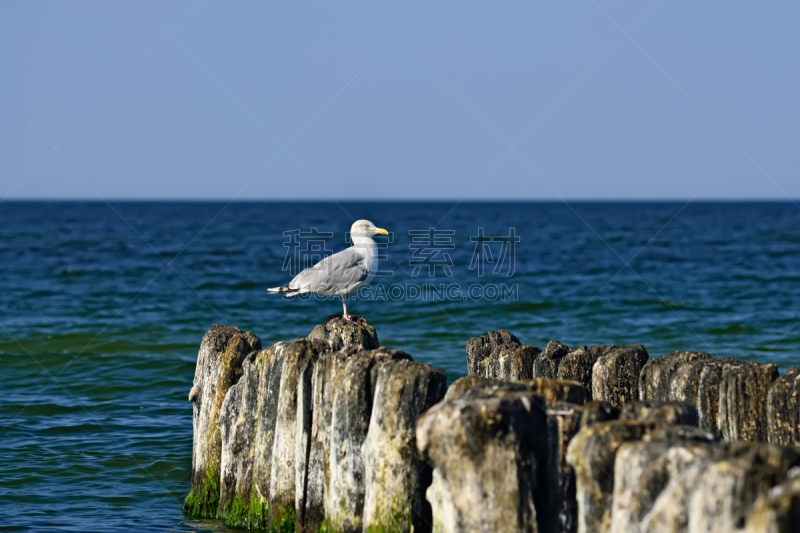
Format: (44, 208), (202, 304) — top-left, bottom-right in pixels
(351, 219), (388, 239)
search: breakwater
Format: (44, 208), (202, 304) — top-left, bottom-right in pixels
(185, 321), (800, 532)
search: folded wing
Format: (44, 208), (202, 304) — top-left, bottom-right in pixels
(287, 247), (370, 295)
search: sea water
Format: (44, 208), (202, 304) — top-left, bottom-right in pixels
(1, 201), (799, 530)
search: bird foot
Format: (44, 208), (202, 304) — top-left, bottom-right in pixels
(342, 312), (355, 323)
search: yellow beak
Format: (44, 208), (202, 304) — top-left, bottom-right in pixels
(374, 227), (389, 235)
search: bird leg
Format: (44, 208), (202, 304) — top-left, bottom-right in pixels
(341, 295), (354, 322)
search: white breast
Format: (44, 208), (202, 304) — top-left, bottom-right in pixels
(352, 235), (378, 284)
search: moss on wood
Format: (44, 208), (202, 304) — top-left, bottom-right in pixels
(183, 459), (220, 518)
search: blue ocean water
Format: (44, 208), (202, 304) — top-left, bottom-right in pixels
(1, 200), (799, 531)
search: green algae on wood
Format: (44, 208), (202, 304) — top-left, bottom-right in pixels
(222, 493), (269, 529)
(185, 325), (261, 518)
(183, 459), (220, 518)
(216, 340), (333, 528)
(363, 508), (415, 533)
(221, 493), (296, 532)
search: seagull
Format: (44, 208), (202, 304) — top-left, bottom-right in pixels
(267, 219), (389, 322)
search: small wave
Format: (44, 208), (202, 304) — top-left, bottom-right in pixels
(503, 301), (556, 312)
(156, 250), (180, 259)
(232, 281), (261, 290)
(647, 299), (688, 311)
(707, 323), (757, 336)
(39, 423), (109, 435)
(57, 269), (86, 278)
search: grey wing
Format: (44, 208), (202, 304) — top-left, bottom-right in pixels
(288, 248), (370, 294)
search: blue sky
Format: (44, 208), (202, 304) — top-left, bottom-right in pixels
(1, 1), (799, 200)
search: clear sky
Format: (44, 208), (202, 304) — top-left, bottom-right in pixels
(2, 1), (799, 201)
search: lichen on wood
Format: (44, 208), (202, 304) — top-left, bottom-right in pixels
(592, 345), (649, 407)
(639, 350), (710, 402)
(185, 324), (261, 518)
(417, 393), (545, 533)
(307, 315), (380, 351)
(766, 367), (800, 446)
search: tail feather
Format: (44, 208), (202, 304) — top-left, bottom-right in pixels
(267, 285), (300, 294)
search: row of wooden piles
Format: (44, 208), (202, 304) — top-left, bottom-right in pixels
(184, 320), (800, 532)
(185, 319), (444, 532)
(456, 330), (800, 533)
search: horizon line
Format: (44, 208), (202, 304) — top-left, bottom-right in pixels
(2, 197), (799, 203)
